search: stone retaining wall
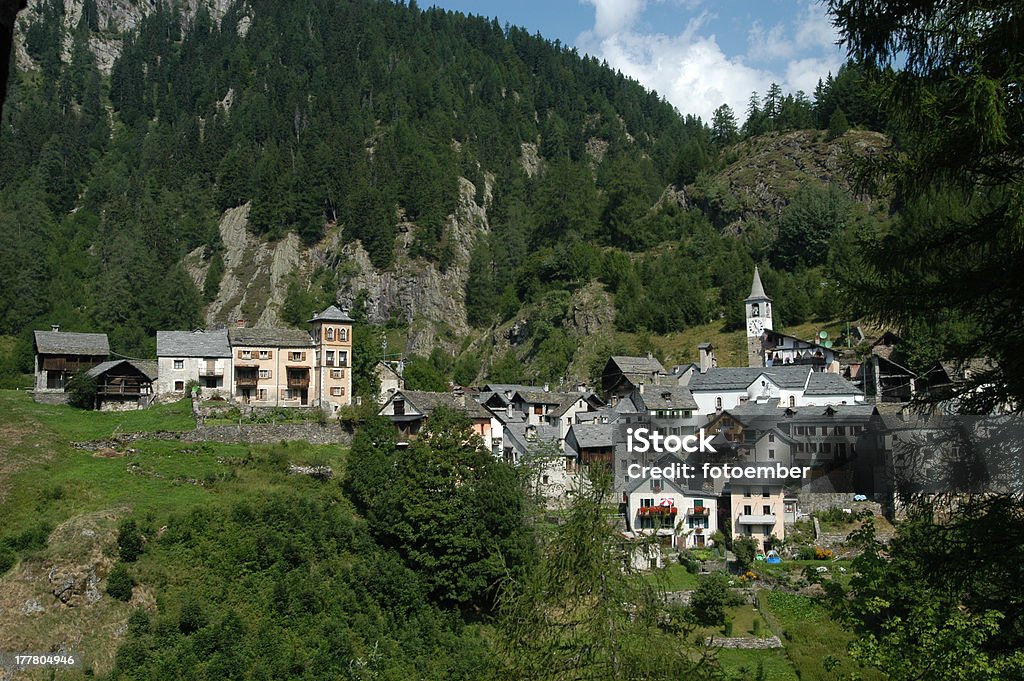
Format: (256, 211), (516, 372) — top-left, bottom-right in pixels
(706, 636), (783, 649)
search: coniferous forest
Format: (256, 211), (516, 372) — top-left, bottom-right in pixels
(0, 0), (890, 387)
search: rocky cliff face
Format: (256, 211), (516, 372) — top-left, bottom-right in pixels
(187, 175), (490, 354)
(16, 0), (241, 74)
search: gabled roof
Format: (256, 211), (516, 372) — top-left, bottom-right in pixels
(34, 330), (109, 356)
(608, 355), (666, 376)
(504, 422), (560, 456)
(688, 366), (811, 392)
(805, 372), (862, 396)
(389, 390), (492, 420)
(756, 427), (796, 446)
(85, 359), (158, 381)
(568, 422), (614, 449)
(228, 328), (314, 348)
(157, 330), (231, 358)
(481, 383), (544, 395)
(637, 386), (698, 411)
(513, 390), (567, 405)
(308, 305), (353, 323)
(745, 265), (771, 302)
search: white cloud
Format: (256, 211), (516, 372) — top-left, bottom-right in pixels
(578, 23), (770, 122)
(747, 21), (794, 61)
(576, 2), (844, 122)
(580, 0), (647, 37)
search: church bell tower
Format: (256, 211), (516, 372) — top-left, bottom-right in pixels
(745, 266), (773, 368)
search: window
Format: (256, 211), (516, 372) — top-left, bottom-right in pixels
(331, 387), (342, 396)
(289, 351), (305, 362)
(173, 359), (184, 370)
(788, 396), (796, 407)
(743, 505), (752, 515)
(340, 328), (348, 341)
(174, 380), (184, 391)
(326, 327), (334, 341)
(795, 426), (804, 435)
(822, 442), (832, 453)
(837, 443), (847, 456)
(743, 487), (751, 498)
(534, 405), (543, 415)
(807, 426), (816, 436)
(239, 350), (252, 360)
(768, 449), (775, 459)
(768, 432), (775, 442)
(652, 480), (662, 493)
(715, 397), (723, 410)
(259, 350), (271, 360)
(796, 443), (805, 453)
(259, 369), (271, 379)
(835, 426), (846, 436)
(541, 475), (549, 485)
(257, 389), (268, 401)
(331, 369), (343, 379)
(763, 505), (771, 515)
(641, 498), (654, 508)
(762, 487), (770, 498)
(763, 526), (772, 537)
(325, 351), (334, 366)
(394, 399), (405, 416)
(339, 351), (348, 367)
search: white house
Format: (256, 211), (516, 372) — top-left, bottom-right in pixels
(155, 330), (232, 397)
(624, 456), (720, 550)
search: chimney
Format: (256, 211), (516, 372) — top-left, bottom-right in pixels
(638, 382), (645, 395)
(698, 343), (716, 374)
(236, 319), (246, 328)
(543, 383), (549, 392)
(646, 351), (653, 360)
(506, 403), (513, 417)
(51, 324), (60, 332)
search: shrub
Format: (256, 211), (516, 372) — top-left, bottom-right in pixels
(117, 519), (144, 562)
(678, 549), (699, 574)
(178, 597), (207, 634)
(690, 572), (731, 626)
(106, 563), (135, 601)
(0, 546), (16, 574)
(66, 373), (98, 410)
(732, 536), (759, 571)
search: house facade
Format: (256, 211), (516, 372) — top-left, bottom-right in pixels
(33, 327), (109, 399)
(155, 330), (231, 397)
(729, 476), (786, 553)
(308, 306), (354, 412)
(228, 327), (316, 407)
(85, 359), (157, 411)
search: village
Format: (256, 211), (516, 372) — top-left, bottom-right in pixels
(28, 266), (985, 569)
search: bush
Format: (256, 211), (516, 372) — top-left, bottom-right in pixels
(732, 536), (759, 571)
(117, 519), (144, 562)
(106, 563), (135, 601)
(3, 522), (51, 552)
(678, 549), (700, 574)
(690, 572), (731, 626)
(0, 546), (16, 574)
(66, 373), (98, 410)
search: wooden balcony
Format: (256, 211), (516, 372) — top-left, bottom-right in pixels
(199, 365), (224, 377)
(287, 375), (310, 389)
(235, 373), (258, 387)
(687, 506), (710, 517)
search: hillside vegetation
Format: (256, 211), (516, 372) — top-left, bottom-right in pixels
(0, 0), (890, 390)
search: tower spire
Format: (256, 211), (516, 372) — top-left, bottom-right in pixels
(746, 265), (771, 301)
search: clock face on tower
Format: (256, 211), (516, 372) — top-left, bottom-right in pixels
(748, 318), (765, 337)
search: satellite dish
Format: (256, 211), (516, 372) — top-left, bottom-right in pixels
(823, 340), (833, 348)
(818, 330), (829, 340)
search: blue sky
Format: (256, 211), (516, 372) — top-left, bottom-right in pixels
(428, 1), (847, 122)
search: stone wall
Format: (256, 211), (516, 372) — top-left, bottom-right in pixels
(706, 636), (783, 649)
(180, 423), (351, 445)
(31, 390), (69, 405)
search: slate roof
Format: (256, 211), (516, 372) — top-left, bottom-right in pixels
(805, 372), (863, 396)
(688, 366), (811, 392)
(746, 265), (771, 301)
(34, 331), (109, 356)
(569, 422), (614, 449)
(308, 305), (353, 323)
(156, 330), (231, 358)
(482, 383), (544, 395)
(514, 390), (567, 405)
(504, 422), (561, 456)
(395, 390), (492, 420)
(610, 355), (666, 375)
(228, 328), (314, 348)
(86, 359), (158, 381)
(637, 386), (698, 411)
